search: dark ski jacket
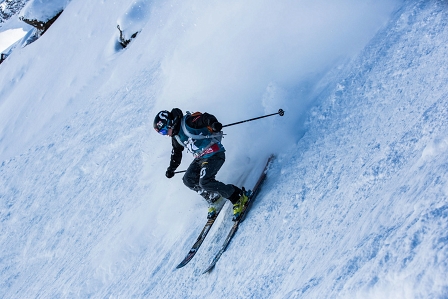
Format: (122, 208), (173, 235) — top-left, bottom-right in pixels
(168, 108), (224, 172)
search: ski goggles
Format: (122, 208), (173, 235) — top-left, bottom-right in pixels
(157, 127), (169, 135)
(154, 120), (171, 135)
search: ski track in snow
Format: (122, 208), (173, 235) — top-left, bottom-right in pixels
(1, 0), (447, 298)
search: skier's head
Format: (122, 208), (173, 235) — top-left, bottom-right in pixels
(153, 110), (172, 136)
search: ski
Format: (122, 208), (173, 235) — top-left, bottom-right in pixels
(202, 155), (274, 274)
(175, 205), (225, 269)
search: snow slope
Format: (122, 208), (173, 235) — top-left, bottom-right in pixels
(1, 0), (447, 298)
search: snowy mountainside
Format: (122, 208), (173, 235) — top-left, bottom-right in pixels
(1, 0), (447, 298)
(270, 2), (448, 296)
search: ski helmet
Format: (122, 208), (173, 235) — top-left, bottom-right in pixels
(153, 110), (172, 135)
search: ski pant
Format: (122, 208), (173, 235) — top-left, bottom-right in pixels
(182, 151), (236, 203)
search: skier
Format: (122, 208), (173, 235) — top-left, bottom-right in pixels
(153, 108), (249, 220)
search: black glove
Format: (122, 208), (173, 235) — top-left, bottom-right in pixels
(166, 168), (175, 178)
(211, 122), (222, 132)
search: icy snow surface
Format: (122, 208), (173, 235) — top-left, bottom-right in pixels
(0, 0), (447, 298)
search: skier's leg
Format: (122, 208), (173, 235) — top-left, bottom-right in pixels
(182, 159), (201, 192)
(197, 152), (249, 221)
(198, 152), (236, 199)
(182, 159), (218, 202)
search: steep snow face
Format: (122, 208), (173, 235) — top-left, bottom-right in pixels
(2, 0), (447, 298)
(0, 0), (396, 162)
(0, 0), (132, 161)
(266, 2), (448, 297)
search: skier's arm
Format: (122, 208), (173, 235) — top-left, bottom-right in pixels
(166, 138), (183, 177)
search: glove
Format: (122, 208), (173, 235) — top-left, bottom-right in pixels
(211, 122), (222, 132)
(166, 168), (175, 178)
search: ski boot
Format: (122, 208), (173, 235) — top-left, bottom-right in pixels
(207, 206), (218, 219)
(232, 187), (251, 221)
(207, 195), (225, 219)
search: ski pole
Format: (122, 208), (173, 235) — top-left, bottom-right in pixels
(172, 109), (284, 175)
(222, 108), (284, 128)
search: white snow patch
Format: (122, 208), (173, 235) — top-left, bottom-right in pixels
(0, 28), (27, 52)
(19, 0), (70, 22)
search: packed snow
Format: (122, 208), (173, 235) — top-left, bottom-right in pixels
(0, 0), (447, 298)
